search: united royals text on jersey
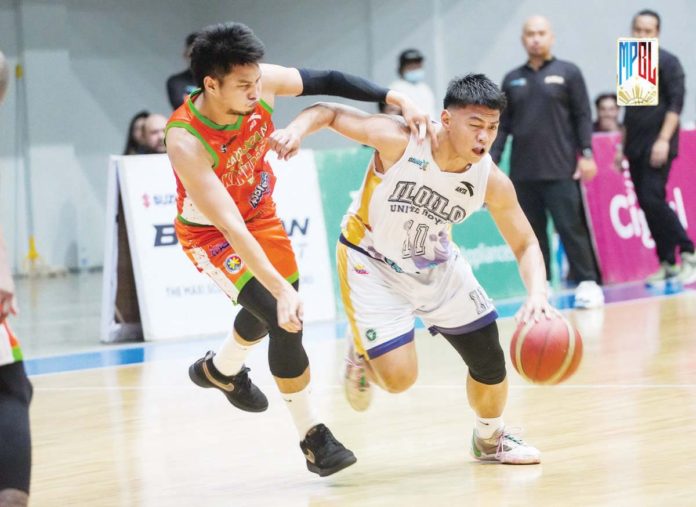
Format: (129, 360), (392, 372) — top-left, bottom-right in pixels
(341, 135), (491, 273)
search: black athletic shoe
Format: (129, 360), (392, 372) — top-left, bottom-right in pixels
(188, 350), (268, 412)
(300, 424), (357, 477)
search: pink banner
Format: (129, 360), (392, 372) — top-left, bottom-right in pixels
(585, 130), (696, 284)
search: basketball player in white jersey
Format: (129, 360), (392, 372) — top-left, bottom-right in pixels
(270, 74), (556, 464)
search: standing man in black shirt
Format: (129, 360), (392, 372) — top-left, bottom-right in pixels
(491, 15), (603, 309)
(618, 9), (696, 285)
(166, 32), (199, 110)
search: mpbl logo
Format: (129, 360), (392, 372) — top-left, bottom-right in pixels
(617, 38), (658, 106)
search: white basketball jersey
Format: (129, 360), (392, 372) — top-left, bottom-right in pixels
(341, 135), (491, 273)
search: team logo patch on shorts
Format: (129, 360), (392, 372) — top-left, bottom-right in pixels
(224, 254), (244, 274)
(365, 329), (377, 341)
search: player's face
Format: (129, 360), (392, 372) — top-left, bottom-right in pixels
(214, 63), (262, 116)
(522, 19), (554, 58)
(632, 15), (659, 38)
(443, 105), (500, 163)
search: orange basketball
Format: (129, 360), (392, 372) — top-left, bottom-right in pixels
(510, 317), (583, 385)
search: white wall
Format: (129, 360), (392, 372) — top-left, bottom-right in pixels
(0, 0), (694, 272)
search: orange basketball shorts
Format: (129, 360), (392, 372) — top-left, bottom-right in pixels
(175, 212), (298, 303)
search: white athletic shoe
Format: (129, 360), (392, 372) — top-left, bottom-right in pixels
(574, 280), (604, 309)
(471, 427), (541, 465)
(677, 252), (696, 285)
(645, 262), (679, 286)
(344, 343), (372, 412)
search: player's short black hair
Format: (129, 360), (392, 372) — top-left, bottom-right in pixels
(443, 74), (507, 111)
(190, 22), (265, 88)
(185, 32), (200, 49)
(633, 9), (661, 31)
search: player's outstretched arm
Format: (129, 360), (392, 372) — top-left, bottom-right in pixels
(166, 128), (303, 332)
(269, 102), (409, 164)
(260, 63), (434, 145)
(485, 165), (556, 323)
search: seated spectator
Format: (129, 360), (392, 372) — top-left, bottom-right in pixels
(142, 114), (167, 154)
(166, 32), (199, 109)
(123, 110), (150, 155)
(593, 93), (621, 132)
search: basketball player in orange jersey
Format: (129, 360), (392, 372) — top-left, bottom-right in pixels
(0, 50), (33, 507)
(165, 22), (432, 477)
(270, 74), (560, 464)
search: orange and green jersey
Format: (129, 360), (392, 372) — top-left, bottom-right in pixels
(0, 321), (23, 366)
(166, 89), (277, 225)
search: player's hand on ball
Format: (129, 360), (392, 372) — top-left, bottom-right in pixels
(515, 292), (559, 324)
(268, 127), (302, 161)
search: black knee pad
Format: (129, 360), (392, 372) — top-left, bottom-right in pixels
(267, 327), (309, 379)
(237, 278), (309, 379)
(233, 308), (268, 343)
(440, 321), (506, 385)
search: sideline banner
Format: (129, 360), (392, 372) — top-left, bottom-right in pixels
(115, 155), (236, 341)
(102, 153), (335, 342)
(585, 130), (696, 283)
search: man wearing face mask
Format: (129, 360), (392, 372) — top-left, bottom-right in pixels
(389, 49), (436, 120)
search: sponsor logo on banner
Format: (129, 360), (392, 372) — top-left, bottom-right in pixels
(153, 224), (178, 247)
(617, 37), (658, 105)
(608, 169), (687, 249)
(224, 254), (244, 274)
(282, 218), (309, 237)
(142, 193), (176, 208)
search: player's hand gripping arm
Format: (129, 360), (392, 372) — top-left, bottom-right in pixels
(167, 129), (303, 332)
(260, 63), (435, 146)
(485, 165), (558, 323)
(269, 102), (408, 165)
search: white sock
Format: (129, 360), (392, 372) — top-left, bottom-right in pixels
(212, 331), (262, 376)
(282, 384), (321, 439)
(476, 416), (504, 439)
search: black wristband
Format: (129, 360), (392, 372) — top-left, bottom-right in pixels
(298, 68), (389, 102)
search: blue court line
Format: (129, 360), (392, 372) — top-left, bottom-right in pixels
(23, 280), (690, 376)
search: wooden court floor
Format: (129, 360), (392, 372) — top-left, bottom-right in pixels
(28, 291), (696, 506)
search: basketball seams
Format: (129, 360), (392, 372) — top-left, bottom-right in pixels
(513, 319), (535, 383)
(544, 318), (576, 385)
